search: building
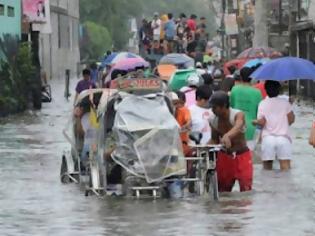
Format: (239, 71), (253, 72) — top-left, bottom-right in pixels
(39, 0), (80, 80)
(289, 0), (315, 99)
(0, 0), (21, 37)
(211, 0), (255, 59)
(0, 0), (21, 59)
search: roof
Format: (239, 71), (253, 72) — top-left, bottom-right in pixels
(291, 20), (314, 31)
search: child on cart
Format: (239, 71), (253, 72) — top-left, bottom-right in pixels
(170, 91), (191, 156)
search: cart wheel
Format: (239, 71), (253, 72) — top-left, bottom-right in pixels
(188, 162), (197, 193)
(85, 189), (91, 197)
(61, 174), (70, 184)
(60, 155), (70, 184)
(123, 176), (137, 197)
(195, 163), (203, 195)
(72, 173), (80, 183)
(206, 171), (219, 201)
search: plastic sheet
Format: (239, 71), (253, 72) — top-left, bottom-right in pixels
(111, 94), (186, 183)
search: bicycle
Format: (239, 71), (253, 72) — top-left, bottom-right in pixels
(188, 133), (222, 200)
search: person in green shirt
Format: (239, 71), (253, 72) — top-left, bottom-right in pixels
(230, 67), (262, 150)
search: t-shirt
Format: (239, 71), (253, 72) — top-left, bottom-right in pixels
(257, 97), (293, 141)
(180, 87), (196, 108)
(164, 20), (176, 39)
(81, 113), (98, 146)
(151, 19), (161, 36)
(90, 69), (98, 84)
(230, 84), (262, 140)
(189, 104), (214, 144)
(177, 22), (185, 39)
(254, 82), (267, 99)
(175, 106), (191, 144)
(75, 80), (96, 94)
(187, 19), (196, 31)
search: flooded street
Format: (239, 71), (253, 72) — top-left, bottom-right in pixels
(0, 79), (314, 236)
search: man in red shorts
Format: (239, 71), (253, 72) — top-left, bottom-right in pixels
(209, 91), (253, 192)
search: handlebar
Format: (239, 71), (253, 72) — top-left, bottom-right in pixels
(189, 144), (223, 149)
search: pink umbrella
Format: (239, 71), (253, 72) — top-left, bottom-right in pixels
(111, 58), (149, 71)
(105, 58), (150, 85)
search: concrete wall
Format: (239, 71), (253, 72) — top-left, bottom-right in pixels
(39, 0), (80, 80)
(269, 34), (289, 52)
(308, 0), (315, 22)
(0, 0), (21, 37)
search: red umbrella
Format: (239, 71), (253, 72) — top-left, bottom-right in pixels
(223, 47), (282, 75)
(237, 47), (282, 59)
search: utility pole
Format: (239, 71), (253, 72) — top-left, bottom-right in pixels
(288, 0), (298, 96)
(221, 0), (226, 59)
(279, 0), (282, 35)
(253, 0), (268, 47)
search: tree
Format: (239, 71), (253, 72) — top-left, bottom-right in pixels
(0, 37), (36, 115)
(81, 21), (112, 60)
(79, 0), (217, 58)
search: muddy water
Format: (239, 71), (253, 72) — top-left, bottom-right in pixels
(0, 79), (314, 236)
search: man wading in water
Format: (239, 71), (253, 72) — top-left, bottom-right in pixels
(209, 91), (253, 192)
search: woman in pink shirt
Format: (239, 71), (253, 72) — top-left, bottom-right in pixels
(253, 80), (295, 171)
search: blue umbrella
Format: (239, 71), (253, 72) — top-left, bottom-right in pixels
(159, 53), (194, 68)
(101, 53), (118, 66)
(243, 58), (270, 68)
(250, 57), (315, 81)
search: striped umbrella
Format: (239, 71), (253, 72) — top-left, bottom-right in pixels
(101, 52), (142, 68)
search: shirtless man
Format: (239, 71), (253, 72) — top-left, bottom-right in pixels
(209, 91), (253, 192)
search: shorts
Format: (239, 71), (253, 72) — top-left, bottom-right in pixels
(216, 150), (253, 192)
(261, 135), (292, 161)
(153, 34), (160, 41)
(247, 140), (256, 151)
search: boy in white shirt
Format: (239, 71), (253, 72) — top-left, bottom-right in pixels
(151, 12), (161, 41)
(189, 85), (213, 144)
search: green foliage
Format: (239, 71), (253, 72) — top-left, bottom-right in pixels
(0, 34), (19, 65)
(81, 21), (112, 61)
(0, 36), (36, 116)
(79, 0), (217, 59)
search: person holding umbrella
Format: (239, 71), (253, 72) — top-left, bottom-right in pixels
(250, 57), (315, 151)
(253, 81), (295, 171)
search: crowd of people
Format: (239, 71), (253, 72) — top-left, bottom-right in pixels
(73, 48), (315, 194)
(71, 9), (302, 192)
(139, 12), (213, 61)
(169, 63), (298, 192)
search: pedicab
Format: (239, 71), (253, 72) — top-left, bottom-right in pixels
(60, 73), (222, 199)
(60, 75), (187, 198)
(60, 88), (112, 190)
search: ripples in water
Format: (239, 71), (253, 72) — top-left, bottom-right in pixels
(0, 84), (314, 235)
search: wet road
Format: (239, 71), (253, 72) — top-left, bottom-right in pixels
(0, 79), (314, 236)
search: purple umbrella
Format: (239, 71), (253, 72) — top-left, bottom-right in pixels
(105, 58), (150, 84)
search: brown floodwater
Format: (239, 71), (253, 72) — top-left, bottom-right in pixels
(0, 79), (314, 236)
